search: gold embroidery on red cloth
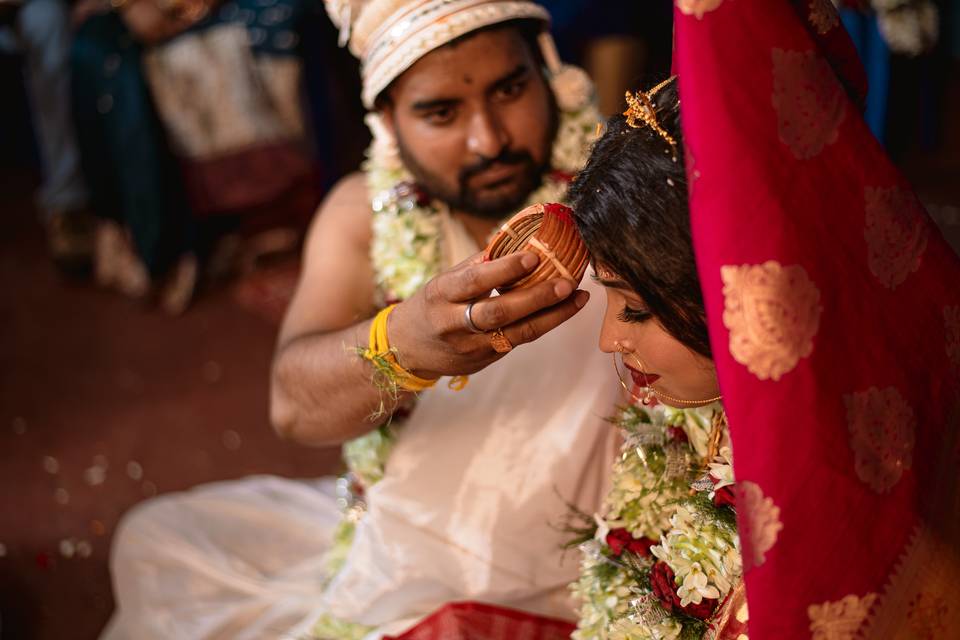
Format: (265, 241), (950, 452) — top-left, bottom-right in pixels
(864, 186), (930, 289)
(808, 593), (878, 639)
(860, 525), (960, 638)
(705, 580), (749, 639)
(857, 395), (960, 638)
(907, 591), (950, 637)
(945, 306), (960, 371)
(843, 387), (916, 493)
(736, 481), (783, 571)
(808, 0), (839, 35)
(676, 0), (724, 20)
(771, 48), (846, 159)
(721, 261), (822, 381)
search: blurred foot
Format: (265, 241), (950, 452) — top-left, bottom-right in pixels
(46, 209), (95, 277)
(240, 227), (301, 273)
(204, 233), (243, 284)
(95, 222), (150, 298)
(160, 253), (198, 315)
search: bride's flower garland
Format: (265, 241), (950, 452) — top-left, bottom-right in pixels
(309, 65), (600, 640)
(570, 402), (748, 640)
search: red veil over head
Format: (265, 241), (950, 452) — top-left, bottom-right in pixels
(674, 0), (960, 637)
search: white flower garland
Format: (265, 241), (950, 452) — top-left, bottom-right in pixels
(571, 403), (745, 640)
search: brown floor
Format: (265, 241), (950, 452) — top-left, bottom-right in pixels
(0, 173), (341, 640)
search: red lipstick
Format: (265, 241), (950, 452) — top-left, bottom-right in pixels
(625, 362), (660, 387)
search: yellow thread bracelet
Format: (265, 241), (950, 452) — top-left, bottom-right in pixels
(363, 304), (437, 392)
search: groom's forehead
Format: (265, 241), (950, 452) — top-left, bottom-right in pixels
(382, 26), (533, 105)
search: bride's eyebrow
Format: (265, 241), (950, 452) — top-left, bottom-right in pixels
(590, 273), (631, 290)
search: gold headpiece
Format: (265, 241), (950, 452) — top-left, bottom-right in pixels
(623, 76), (678, 150)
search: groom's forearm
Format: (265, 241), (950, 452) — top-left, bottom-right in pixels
(269, 319), (411, 447)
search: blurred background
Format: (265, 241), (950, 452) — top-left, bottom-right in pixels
(0, 1), (957, 638)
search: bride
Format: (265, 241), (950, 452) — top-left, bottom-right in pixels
(566, 61), (960, 636)
(562, 76), (747, 639)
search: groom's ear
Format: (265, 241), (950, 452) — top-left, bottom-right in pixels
(377, 99), (397, 138)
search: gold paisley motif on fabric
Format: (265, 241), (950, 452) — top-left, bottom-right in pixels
(864, 186), (930, 289)
(843, 387), (916, 494)
(736, 481), (783, 572)
(676, 0), (724, 19)
(721, 261), (822, 381)
(808, 593), (877, 640)
(808, 0), (839, 35)
(771, 48), (846, 159)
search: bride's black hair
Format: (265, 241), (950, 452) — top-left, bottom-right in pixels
(569, 79), (712, 359)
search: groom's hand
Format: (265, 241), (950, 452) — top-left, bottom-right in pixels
(389, 251), (589, 379)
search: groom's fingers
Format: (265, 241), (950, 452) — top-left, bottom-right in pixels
(468, 278), (576, 332)
(499, 289), (590, 349)
(436, 252), (540, 303)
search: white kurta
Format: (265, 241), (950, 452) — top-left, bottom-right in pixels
(102, 214), (618, 640)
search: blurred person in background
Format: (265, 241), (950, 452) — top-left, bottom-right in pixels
(0, 0), (95, 275)
(70, 0), (318, 313)
(838, 0), (939, 145)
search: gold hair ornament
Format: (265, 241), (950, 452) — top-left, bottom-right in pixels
(623, 76), (678, 152)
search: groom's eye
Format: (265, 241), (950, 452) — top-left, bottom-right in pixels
(617, 305), (652, 323)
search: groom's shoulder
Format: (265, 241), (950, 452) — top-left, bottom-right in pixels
(323, 172), (369, 212)
(306, 172), (372, 254)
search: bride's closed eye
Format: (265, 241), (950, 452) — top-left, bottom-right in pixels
(617, 305), (652, 323)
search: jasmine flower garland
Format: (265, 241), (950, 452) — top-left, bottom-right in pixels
(571, 402), (747, 640)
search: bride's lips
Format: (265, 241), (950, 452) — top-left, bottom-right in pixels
(625, 363), (660, 387)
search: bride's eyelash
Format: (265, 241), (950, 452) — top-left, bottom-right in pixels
(617, 305), (652, 323)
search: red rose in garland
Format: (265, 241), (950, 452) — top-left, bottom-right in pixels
(713, 485), (736, 508)
(605, 528), (656, 558)
(649, 561), (719, 620)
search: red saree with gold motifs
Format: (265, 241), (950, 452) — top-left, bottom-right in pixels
(674, 0), (960, 638)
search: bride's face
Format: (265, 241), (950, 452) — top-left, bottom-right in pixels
(594, 271), (720, 407)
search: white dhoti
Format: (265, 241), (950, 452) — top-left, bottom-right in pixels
(102, 477), (342, 639)
(103, 213), (619, 639)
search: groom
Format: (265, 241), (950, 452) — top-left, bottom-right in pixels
(104, 1), (617, 638)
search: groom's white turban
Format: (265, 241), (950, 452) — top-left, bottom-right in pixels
(325, 0), (560, 108)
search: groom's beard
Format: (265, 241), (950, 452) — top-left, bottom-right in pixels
(396, 138), (548, 221)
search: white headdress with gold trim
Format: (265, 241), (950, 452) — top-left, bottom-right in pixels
(325, 0), (579, 109)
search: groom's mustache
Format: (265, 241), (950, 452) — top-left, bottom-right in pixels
(459, 149), (535, 184)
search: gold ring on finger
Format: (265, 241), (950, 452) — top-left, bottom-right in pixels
(489, 328), (513, 354)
